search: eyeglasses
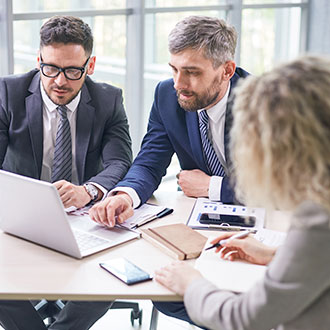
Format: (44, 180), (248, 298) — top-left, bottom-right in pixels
(40, 55), (90, 80)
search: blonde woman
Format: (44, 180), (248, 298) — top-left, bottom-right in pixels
(155, 55), (330, 330)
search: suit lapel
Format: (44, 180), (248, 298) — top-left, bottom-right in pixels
(26, 72), (43, 178)
(75, 84), (95, 184)
(185, 110), (209, 173)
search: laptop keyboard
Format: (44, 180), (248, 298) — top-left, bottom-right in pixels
(73, 230), (110, 251)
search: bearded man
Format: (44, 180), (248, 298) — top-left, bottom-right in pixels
(89, 15), (249, 228)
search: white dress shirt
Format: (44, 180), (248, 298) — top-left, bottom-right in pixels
(111, 83), (231, 207)
(198, 81), (230, 201)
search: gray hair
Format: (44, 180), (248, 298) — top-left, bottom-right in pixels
(168, 16), (237, 68)
(230, 55), (330, 211)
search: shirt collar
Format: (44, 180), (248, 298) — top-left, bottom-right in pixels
(198, 81), (231, 123)
(40, 81), (81, 113)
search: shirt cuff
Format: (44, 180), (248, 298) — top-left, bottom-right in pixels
(108, 187), (141, 209)
(88, 182), (107, 201)
(208, 176), (223, 201)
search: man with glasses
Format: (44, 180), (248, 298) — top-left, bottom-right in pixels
(0, 15), (132, 209)
(0, 15), (131, 329)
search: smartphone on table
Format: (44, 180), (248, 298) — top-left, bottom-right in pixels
(199, 213), (256, 228)
(100, 258), (152, 285)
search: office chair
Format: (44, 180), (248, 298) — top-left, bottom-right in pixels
(34, 299), (143, 327)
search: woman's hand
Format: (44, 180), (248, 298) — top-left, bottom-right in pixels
(212, 232), (276, 265)
(155, 261), (203, 296)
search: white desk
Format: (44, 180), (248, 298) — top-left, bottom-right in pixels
(0, 191), (290, 301)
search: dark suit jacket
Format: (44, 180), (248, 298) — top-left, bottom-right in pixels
(116, 67), (249, 205)
(0, 69), (132, 190)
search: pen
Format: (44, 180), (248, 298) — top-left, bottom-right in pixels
(206, 225), (241, 231)
(132, 208), (174, 229)
(115, 224), (141, 235)
(204, 230), (250, 251)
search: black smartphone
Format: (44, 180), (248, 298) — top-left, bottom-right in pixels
(199, 213), (256, 228)
(99, 258), (152, 285)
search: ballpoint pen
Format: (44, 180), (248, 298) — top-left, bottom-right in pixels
(204, 230), (250, 251)
(132, 208), (173, 229)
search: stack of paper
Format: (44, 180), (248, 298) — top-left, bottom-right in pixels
(120, 204), (173, 229)
(195, 244), (266, 292)
(68, 203), (173, 230)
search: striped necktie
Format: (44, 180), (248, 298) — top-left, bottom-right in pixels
(199, 109), (226, 177)
(51, 105), (72, 182)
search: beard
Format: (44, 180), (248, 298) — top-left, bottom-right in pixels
(176, 76), (222, 112)
(43, 75), (86, 106)
(49, 85), (75, 105)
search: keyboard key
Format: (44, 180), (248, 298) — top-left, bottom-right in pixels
(73, 230), (110, 251)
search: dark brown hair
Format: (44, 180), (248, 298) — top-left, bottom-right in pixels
(40, 16), (93, 56)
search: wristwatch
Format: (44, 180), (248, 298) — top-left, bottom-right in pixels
(84, 183), (99, 202)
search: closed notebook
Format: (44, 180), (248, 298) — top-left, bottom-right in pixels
(140, 223), (207, 260)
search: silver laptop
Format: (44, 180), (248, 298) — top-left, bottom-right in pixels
(0, 170), (139, 259)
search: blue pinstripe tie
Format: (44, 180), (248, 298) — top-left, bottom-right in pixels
(199, 110), (226, 177)
(51, 105), (72, 182)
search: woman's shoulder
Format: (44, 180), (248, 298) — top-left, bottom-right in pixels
(291, 201), (330, 230)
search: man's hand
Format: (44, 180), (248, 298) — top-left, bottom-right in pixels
(177, 169), (211, 197)
(89, 192), (134, 228)
(155, 261), (203, 296)
(53, 180), (91, 209)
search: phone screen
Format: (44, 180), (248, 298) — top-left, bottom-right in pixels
(100, 258), (152, 285)
(199, 213), (256, 228)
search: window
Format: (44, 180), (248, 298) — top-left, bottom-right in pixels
(1, 0), (310, 185)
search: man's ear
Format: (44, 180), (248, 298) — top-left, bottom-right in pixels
(222, 61), (236, 81)
(87, 56), (96, 75)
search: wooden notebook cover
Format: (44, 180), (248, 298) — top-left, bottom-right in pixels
(141, 228), (186, 260)
(141, 223), (207, 260)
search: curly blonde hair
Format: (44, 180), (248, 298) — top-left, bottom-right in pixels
(230, 55), (330, 210)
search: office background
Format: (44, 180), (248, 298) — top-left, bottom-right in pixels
(0, 0), (329, 181)
(0, 2), (329, 329)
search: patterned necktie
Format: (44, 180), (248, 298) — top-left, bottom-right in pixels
(51, 105), (72, 182)
(199, 110), (226, 177)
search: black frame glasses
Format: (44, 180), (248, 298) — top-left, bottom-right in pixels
(40, 55), (90, 80)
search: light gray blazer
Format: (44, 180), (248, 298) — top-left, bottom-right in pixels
(184, 201), (330, 330)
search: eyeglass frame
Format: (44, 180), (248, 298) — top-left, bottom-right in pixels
(39, 54), (90, 81)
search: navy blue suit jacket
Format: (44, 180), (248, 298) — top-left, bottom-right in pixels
(116, 67), (249, 205)
(0, 69), (132, 190)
